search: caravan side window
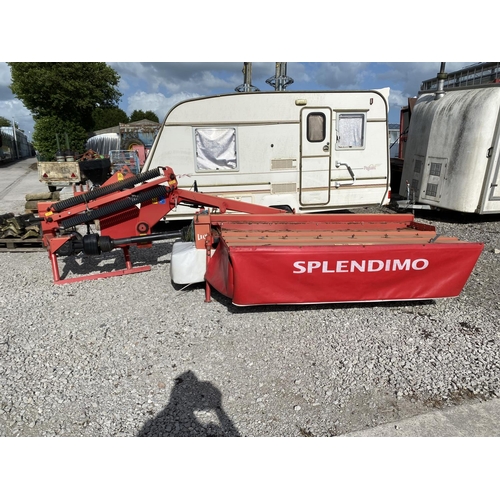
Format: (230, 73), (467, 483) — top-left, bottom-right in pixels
(194, 128), (238, 171)
(336, 113), (366, 149)
(307, 113), (326, 142)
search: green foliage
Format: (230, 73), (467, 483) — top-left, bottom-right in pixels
(129, 110), (160, 123)
(33, 116), (88, 160)
(8, 62), (122, 160)
(7, 62), (122, 131)
(0, 116), (12, 127)
(0, 116), (21, 130)
(92, 106), (129, 131)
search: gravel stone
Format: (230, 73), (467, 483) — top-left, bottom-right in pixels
(0, 207), (499, 436)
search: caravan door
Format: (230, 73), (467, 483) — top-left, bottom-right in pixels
(299, 107), (332, 206)
(482, 125), (500, 213)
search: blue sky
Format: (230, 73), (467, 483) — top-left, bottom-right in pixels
(107, 61), (475, 124)
(0, 61), (477, 137)
(1, 4), (491, 139)
(0, 4), (495, 487)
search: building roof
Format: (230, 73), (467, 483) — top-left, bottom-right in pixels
(93, 119), (160, 136)
(420, 62), (500, 91)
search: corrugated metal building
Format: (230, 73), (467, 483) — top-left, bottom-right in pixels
(87, 119), (160, 165)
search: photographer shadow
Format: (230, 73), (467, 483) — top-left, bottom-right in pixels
(137, 370), (240, 437)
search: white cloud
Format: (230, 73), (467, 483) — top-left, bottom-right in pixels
(372, 62), (476, 97)
(388, 88), (412, 109)
(0, 63), (34, 134)
(126, 91), (201, 122)
(314, 62), (370, 89)
(0, 61), (486, 137)
(0, 99), (34, 134)
(110, 62), (242, 97)
(0, 63), (11, 87)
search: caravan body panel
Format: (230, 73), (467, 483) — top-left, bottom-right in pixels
(143, 91), (391, 219)
(400, 87), (500, 214)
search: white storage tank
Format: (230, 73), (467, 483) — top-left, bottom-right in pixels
(399, 86), (500, 214)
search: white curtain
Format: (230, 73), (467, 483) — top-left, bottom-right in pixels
(337, 114), (364, 148)
(195, 128), (237, 170)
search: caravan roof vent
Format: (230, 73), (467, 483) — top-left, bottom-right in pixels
(266, 62), (294, 91)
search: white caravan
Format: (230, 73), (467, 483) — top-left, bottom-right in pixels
(399, 86), (500, 214)
(142, 90), (391, 219)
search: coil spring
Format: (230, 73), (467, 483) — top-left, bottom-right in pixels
(60, 185), (170, 230)
(50, 167), (164, 213)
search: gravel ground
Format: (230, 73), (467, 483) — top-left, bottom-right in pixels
(1, 207), (499, 437)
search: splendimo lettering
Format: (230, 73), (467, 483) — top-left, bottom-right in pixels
(293, 258), (429, 274)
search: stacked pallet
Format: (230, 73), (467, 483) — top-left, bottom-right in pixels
(0, 193), (49, 251)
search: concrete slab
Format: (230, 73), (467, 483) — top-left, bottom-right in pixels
(0, 158), (44, 214)
(343, 398), (500, 437)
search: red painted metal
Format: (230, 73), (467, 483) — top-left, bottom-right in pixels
(38, 166), (285, 285)
(200, 212), (484, 305)
(37, 166), (484, 305)
(206, 239), (483, 306)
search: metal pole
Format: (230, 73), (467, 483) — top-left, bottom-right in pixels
(435, 62), (447, 100)
(265, 62), (294, 91)
(234, 62), (260, 92)
(11, 119), (19, 159)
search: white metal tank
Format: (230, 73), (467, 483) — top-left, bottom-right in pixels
(400, 86), (500, 214)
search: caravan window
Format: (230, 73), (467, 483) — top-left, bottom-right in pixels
(307, 113), (326, 142)
(336, 113), (365, 149)
(195, 128), (238, 171)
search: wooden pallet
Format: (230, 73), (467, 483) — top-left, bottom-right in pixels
(0, 237), (44, 252)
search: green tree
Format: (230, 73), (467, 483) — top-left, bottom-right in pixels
(8, 63), (122, 130)
(33, 116), (88, 160)
(129, 110), (159, 123)
(0, 116), (12, 127)
(8, 62), (122, 158)
(0, 116), (21, 130)
(92, 106), (129, 131)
